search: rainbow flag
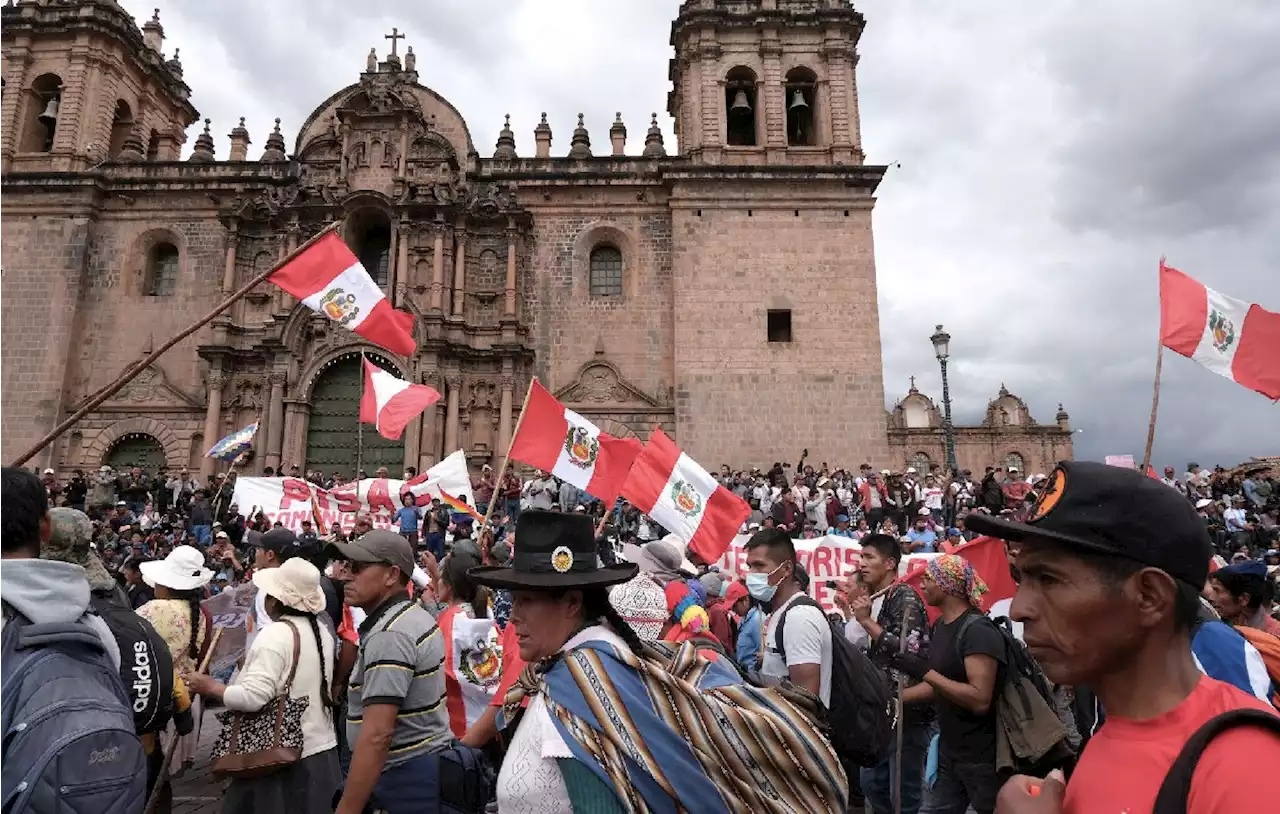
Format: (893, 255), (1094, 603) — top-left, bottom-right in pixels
(439, 490), (484, 524)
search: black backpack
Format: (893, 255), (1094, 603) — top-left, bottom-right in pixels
(89, 594), (176, 735)
(1153, 708), (1280, 814)
(955, 613), (1075, 777)
(775, 595), (893, 767)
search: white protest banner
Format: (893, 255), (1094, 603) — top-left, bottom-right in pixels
(1104, 454), (1136, 469)
(232, 450), (474, 533)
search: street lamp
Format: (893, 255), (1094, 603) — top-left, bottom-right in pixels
(931, 324), (958, 476)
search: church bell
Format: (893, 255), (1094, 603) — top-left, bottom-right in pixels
(789, 88), (809, 110)
(729, 89), (752, 115)
(38, 96), (59, 123)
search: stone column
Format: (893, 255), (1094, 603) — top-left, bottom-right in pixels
(418, 371), (441, 471)
(200, 371), (226, 477)
(264, 372), (286, 472)
(220, 221), (239, 294)
(504, 226), (518, 317)
(497, 375), (515, 459)
(287, 402), (312, 471)
(451, 228), (467, 316)
(430, 222), (446, 311)
(387, 222), (399, 299)
(282, 401), (300, 471)
(403, 409), (420, 475)
(339, 120), (352, 182)
(397, 115), (410, 176)
(443, 374), (462, 453)
(396, 218), (410, 307)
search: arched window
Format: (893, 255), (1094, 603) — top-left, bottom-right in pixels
(589, 245), (623, 297)
(147, 242), (179, 296)
(724, 66), (758, 147)
(108, 100), (134, 157)
(909, 451), (932, 473)
(20, 73), (63, 153)
(348, 209), (392, 288)
(786, 67), (818, 146)
(1004, 452), (1025, 474)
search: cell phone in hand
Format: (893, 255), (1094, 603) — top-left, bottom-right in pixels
(824, 580), (839, 590)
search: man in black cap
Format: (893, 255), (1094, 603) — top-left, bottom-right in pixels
(251, 527), (303, 631)
(972, 462), (1280, 814)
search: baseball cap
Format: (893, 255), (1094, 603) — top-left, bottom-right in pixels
(326, 529), (415, 577)
(964, 460), (1212, 588)
(259, 528), (302, 559)
(1216, 560), (1266, 579)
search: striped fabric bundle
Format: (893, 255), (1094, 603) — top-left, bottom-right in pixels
(503, 638), (847, 814)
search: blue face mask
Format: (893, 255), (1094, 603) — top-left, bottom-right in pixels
(745, 562), (786, 602)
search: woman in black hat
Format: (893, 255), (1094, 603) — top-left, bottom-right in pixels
(467, 510), (639, 813)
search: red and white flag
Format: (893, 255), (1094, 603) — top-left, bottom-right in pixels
(508, 379), (642, 505)
(359, 358), (441, 441)
(902, 536), (1018, 625)
(437, 606), (502, 737)
(620, 428), (749, 563)
(1160, 261), (1280, 399)
(269, 231), (417, 356)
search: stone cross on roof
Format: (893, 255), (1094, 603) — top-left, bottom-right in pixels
(385, 27), (405, 56)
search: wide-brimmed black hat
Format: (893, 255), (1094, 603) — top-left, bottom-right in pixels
(964, 460), (1212, 588)
(468, 510), (637, 591)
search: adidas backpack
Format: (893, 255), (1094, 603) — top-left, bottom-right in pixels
(89, 593), (177, 735)
(775, 595), (894, 767)
(1, 603), (147, 814)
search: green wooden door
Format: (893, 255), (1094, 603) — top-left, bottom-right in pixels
(105, 433), (166, 473)
(306, 354), (404, 477)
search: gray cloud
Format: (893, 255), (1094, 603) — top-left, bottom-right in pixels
(121, 0), (1278, 468)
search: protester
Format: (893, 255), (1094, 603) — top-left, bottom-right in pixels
(890, 554), (1004, 814)
(1205, 560), (1280, 637)
(746, 527), (832, 705)
(965, 462), (1280, 813)
(187, 557), (340, 814)
(852, 533), (932, 814)
(251, 527), (306, 631)
(395, 492), (422, 547)
(433, 549), (493, 737)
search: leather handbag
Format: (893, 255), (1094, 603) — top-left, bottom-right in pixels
(211, 621), (311, 779)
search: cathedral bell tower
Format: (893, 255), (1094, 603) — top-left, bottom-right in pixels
(1, 4), (197, 174)
(666, 0), (866, 166)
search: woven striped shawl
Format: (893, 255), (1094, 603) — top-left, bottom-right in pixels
(501, 639), (847, 814)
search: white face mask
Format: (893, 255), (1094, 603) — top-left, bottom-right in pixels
(745, 561), (787, 602)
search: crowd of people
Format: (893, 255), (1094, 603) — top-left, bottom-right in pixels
(4, 454), (1279, 814)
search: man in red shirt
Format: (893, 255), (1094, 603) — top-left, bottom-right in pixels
(965, 461), (1280, 814)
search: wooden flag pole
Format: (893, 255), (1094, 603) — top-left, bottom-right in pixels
(1141, 341), (1165, 473)
(478, 377), (535, 532)
(356, 351), (367, 479)
(9, 221), (344, 468)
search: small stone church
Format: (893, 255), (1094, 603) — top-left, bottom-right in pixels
(1, 0), (1071, 479)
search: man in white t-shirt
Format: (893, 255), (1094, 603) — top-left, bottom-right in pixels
(745, 527), (832, 707)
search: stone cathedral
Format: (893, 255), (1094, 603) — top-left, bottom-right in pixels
(1, 0), (1072, 479)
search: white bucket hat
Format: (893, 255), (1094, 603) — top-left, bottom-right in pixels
(253, 557), (326, 614)
(140, 545), (213, 591)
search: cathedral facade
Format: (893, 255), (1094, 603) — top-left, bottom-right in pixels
(2, 0), (1069, 478)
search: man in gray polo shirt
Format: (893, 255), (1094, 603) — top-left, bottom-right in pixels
(328, 530), (451, 814)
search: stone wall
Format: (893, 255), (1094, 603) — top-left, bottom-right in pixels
(523, 192), (675, 431)
(668, 182), (889, 468)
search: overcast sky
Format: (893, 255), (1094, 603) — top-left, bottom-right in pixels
(121, 0), (1278, 469)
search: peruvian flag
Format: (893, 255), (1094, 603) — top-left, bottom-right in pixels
(508, 379), (642, 505)
(1160, 261), (1280, 399)
(269, 231), (417, 356)
(436, 605), (502, 737)
(620, 428), (749, 563)
(359, 358), (441, 440)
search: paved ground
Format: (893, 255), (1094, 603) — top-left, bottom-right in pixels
(169, 714), (226, 814)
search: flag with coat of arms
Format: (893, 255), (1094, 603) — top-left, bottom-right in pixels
(620, 428), (749, 564)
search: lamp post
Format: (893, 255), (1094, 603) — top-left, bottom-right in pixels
(931, 324), (958, 476)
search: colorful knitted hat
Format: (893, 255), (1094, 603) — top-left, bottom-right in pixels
(664, 579), (710, 635)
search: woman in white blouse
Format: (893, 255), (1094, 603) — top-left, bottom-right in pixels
(187, 557), (339, 814)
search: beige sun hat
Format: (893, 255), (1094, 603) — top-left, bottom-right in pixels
(252, 557), (326, 614)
